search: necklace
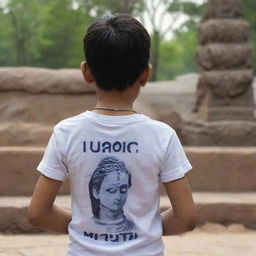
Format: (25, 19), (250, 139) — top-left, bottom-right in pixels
(91, 107), (137, 113)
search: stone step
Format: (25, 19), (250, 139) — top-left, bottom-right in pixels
(1, 224), (256, 256)
(0, 147), (70, 196)
(184, 147), (256, 192)
(0, 123), (52, 147)
(1, 147), (256, 196)
(0, 193), (255, 233)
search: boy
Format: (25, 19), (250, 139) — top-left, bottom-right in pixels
(28, 14), (196, 256)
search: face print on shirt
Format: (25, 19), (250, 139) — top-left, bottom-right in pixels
(94, 172), (129, 212)
(89, 156), (135, 233)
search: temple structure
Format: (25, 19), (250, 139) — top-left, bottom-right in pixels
(181, 0), (256, 146)
(1, 1), (256, 232)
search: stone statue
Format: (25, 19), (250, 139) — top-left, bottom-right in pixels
(181, 0), (256, 146)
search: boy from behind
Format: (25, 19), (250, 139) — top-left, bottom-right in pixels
(29, 14), (196, 256)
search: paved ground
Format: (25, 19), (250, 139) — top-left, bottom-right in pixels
(1, 224), (256, 256)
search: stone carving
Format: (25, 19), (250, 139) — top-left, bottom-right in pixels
(201, 70), (253, 98)
(199, 19), (249, 44)
(182, 0), (256, 146)
(197, 44), (252, 70)
(193, 78), (206, 113)
(204, 0), (242, 19)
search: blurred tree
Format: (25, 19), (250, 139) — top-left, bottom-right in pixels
(155, 0), (206, 81)
(141, 0), (205, 81)
(76, 0), (144, 16)
(0, 6), (14, 65)
(241, 0), (256, 73)
(0, 0), (255, 77)
(140, 0), (173, 81)
(5, 0), (41, 65)
(1, 0), (92, 68)
(158, 29), (197, 80)
(169, 0), (206, 30)
(0, 0), (144, 68)
(35, 0), (91, 68)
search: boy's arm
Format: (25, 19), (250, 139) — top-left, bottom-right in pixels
(28, 174), (71, 234)
(161, 176), (196, 236)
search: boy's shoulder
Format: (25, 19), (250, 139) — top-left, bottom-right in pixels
(53, 112), (86, 132)
(142, 114), (176, 134)
(53, 111), (176, 137)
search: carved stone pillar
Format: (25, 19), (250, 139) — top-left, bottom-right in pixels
(181, 0), (256, 146)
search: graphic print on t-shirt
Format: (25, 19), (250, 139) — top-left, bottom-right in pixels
(88, 156), (135, 233)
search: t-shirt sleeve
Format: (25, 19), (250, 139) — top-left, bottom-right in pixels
(160, 131), (192, 182)
(37, 131), (68, 181)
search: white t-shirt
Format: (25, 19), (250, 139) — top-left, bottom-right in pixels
(37, 111), (192, 256)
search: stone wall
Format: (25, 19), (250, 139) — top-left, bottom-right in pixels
(1, 68), (256, 196)
(0, 68), (96, 146)
(0, 68), (198, 146)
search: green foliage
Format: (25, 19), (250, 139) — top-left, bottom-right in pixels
(147, 0), (205, 81)
(169, 0), (205, 17)
(168, 0), (206, 32)
(241, 0), (256, 73)
(3, 0), (42, 65)
(76, 0), (145, 16)
(0, 7), (14, 65)
(148, 0), (204, 81)
(34, 0), (91, 68)
(156, 0), (256, 81)
(0, 0), (255, 77)
(158, 29), (198, 80)
(0, 0), (143, 68)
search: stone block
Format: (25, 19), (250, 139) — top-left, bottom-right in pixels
(0, 92), (96, 125)
(199, 19), (249, 44)
(181, 121), (256, 147)
(193, 72), (255, 120)
(1, 193), (256, 233)
(184, 147), (256, 191)
(200, 70), (254, 99)
(195, 203), (256, 229)
(0, 196), (70, 233)
(0, 67), (94, 94)
(198, 106), (255, 121)
(204, 0), (243, 19)
(0, 123), (52, 146)
(197, 44), (252, 70)
(0, 147), (69, 196)
(1, 146), (256, 195)
(160, 193), (256, 229)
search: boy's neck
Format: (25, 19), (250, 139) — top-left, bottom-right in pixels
(92, 86), (139, 116)
(93, 103), (135, 116)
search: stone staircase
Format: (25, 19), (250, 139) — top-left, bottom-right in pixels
(0, 68), (255, 233)
(1, 146), (256, 233)
(1, 192), (255, 233)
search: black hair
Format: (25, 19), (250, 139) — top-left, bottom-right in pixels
(89, 156), (132, 218)
(83, 14), (150, 91)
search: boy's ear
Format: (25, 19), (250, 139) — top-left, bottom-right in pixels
(140, 64), (152, 87)
(80, 61), (94, 83)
